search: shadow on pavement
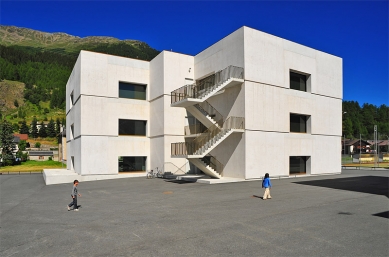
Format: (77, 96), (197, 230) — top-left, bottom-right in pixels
(372, 211), (389, 219)
(164, 180), (196, 184)
(294, 176), (389, 198)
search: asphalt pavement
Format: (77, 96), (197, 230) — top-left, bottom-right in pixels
(1, 169), (388, 257)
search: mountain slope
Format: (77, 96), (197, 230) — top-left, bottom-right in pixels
(0, 25), (159, 60)
(0, 25), (160, 131)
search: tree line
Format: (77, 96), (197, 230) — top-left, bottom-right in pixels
(342, 101), (388, 139)
(0, 43), (159, 110)
(18, 117), (63, 139)
(0, 45), (72, 109)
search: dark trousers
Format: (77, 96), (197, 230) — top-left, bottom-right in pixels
(68, 196), (77, 209)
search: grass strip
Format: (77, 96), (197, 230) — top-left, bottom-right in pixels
(0, 160), (66, 172)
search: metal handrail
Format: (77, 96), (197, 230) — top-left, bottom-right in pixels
(194, 101), (223, 127)
(222, 116), (245, 130)
(171, 65), (244, 104)
(171, 116), (245, 156)
(184, 123), (207, 135)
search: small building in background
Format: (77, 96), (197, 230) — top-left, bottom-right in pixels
(29, 151), (54, 161)
(14, 134), (29, 141)
(343, 139), (371, 154)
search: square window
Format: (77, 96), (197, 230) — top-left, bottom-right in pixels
(119, 82), (146, 100)
(118, 156), (146, 172)
(290, 156), (309, 174)
(118, 119), (146, 136)
(290, 114), (310, 133)
(290, 71), (308, 92)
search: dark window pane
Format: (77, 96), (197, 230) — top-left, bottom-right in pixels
(290, 114), (307, 133)
(119, 119), (146, 136)
(119, 156), (146, 172)
(119, 82), (146, 100)
(290, 72), (307, 91)
(290, 156), (307, 174)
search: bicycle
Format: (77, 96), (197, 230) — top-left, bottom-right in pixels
(155, 167), (164, 178)
(146, 167), (164, 179)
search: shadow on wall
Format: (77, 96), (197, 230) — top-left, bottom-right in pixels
(294, 176), (389, 198)
(207, 85), (242, 118)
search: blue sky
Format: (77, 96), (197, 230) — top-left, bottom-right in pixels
(1, 0), (388, 106)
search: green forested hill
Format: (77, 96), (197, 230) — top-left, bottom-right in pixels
(342, 101), (388, 139)
(0, 25), (160, 127)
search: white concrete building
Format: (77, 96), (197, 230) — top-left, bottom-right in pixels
(63, 26), (342, 182)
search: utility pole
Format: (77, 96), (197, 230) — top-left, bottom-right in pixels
(374, 125), (377, 168)
(61, 125), (64, 169)
(343, 134), (346, 166)
(359, 134), (362, 167)
(342, 112), (347, 164)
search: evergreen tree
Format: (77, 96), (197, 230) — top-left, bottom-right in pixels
(19, 120), (30, 134)
(18, 140), (27, 151)
(31, 117), (38, 138)
(0, 120), (16, 166)
(12, 123), (19, 132)
(47, 119), (56, 138)
(38, 121), (47, 138)
(343, 117), (353, 138)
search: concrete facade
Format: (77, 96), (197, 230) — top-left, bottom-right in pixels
(63, 26), (342, 182)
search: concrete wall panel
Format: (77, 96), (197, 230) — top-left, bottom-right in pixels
(209, 133), (245, 179)
(245, 131), (286, 179)
(195, 27), (244, 80)
(314, 51), (342, 99)
(243, 27), (284, 87)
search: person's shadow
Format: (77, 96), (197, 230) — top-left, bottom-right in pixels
(252, 195), (263, 199)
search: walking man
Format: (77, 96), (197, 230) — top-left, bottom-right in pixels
(68, 180), (81, 211)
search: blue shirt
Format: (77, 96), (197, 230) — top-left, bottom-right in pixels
(262, 178), (272, 188)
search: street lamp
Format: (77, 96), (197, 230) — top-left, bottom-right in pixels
(342, 112), (347, 160)
(374, 125), (377, 168)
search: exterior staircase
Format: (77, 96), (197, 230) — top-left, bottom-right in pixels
(172, 116), (245, 158)
(188, 156), (223, 179)
(170, 65), (245, 179)
(186, 101), (223, 129)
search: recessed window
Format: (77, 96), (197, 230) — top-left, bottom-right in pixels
(290, 156), (309, 174)
(290, 114), (310, 133)
(71, 156), (75, 170)
(70, 91), (74, 108)
(118, 156), (146, 172)
(290, 71), (308, 92)
(119, 82), (146, 100)
(70, 124), (74, 139)
(118, 119), (146, 136)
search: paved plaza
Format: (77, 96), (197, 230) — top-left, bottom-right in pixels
(1, 169), (388, 257)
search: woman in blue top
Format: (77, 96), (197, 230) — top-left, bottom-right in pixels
(262, 173), (272, 200)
